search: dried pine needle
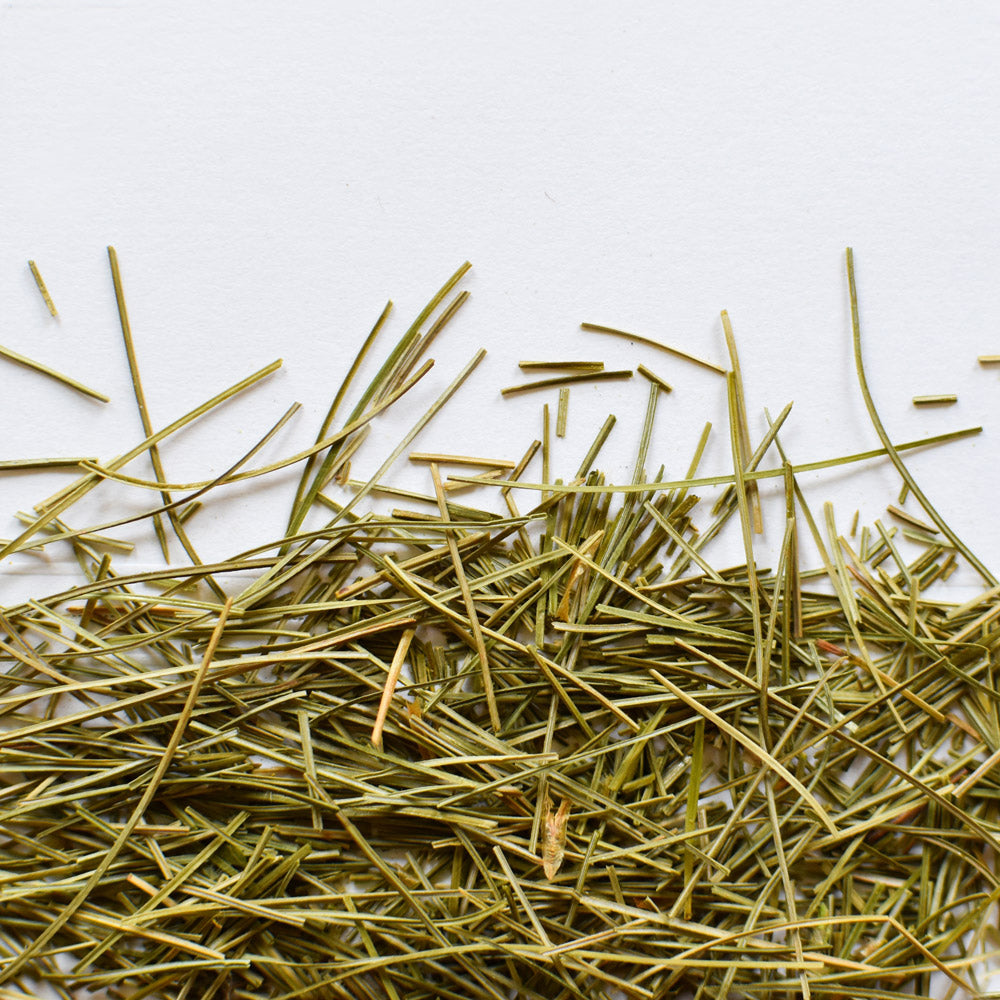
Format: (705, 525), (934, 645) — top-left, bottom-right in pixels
(0, 342), (109, 402)
(0, 457), (97, 471)
(886, 503), (938, 534)
(0, 251), (997, 1000)
(371, 627), (415, 750)
(519, 360), (605, 372)
(409, 452), (516, 468)
(848, 246), (995, 586)
(541, 793), (571, 880)
(556, 386), (569, 437)
(721, 309), (762, 534)
(500, 369), (633, 396)
(27, 259), (58, 317)
(637, 363), (672, 393)
(581, 321), (726, 375)
(912, 394), (957, 406)
(109, 245), (179, 564)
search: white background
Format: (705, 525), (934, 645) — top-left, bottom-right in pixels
(1, 1), (999, 604)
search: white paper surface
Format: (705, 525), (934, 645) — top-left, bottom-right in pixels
(0, 0), (998, 606)
(1, 5), (1000, 998)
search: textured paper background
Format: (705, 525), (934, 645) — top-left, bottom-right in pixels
(1, 1), (999, 604)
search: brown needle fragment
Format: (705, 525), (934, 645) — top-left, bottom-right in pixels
(542, 793), (572, 880)
(371, 627), (416, 750)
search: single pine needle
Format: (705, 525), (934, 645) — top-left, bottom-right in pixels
(409, 453), (516, 468)
(912, 394), (957, 406)
(519, 361), (605, 372)
(0, 457), (97, 471)
(501, 369), (633, 396)
(0, 343), (108, 402)
(581, 322), (726, 375)
(371, 628), (415, 750)
(556, 386), (569, 437)
(637, 363), (672, 393)
(28, 260), (58, 316)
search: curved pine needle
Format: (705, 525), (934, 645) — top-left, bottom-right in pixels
(847, 247), (996, 585)
(445, 425), (983, 493)
(77, 359), (434, 493)
(581, 322), (725, 374)
(4, 404), (302, 554)
(0, 358), (282, 562)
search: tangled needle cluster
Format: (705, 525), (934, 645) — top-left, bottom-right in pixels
(1, 250), (998, 999)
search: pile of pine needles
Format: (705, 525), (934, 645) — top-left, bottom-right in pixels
(2, 250), (1000, 999)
